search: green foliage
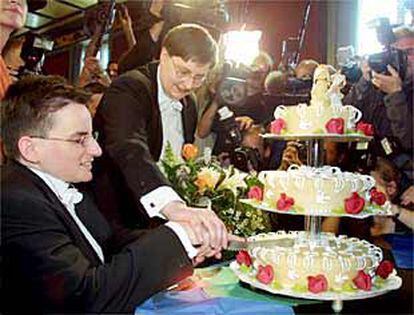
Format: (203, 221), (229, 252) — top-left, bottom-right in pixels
(160, 143), (271, 237)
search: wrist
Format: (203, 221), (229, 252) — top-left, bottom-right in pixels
(161, 201), (186, 219)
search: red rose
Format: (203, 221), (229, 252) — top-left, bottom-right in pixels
(325, 118), (345, 134)
(353, 270), (372, 291)
(276, 193), (295, 211)
(370, 188), (387, 206)
(307, 274), (328, 294)
(345, 192), (365, 214)
(256, 265), (274, 285)
(247, 186), (263, 201)
(356, 122), (375, 136)
(236, 250), (252, 267)
(376, 260), (394, 279)
(270, 118), (286, 134)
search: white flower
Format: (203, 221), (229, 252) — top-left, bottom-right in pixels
(195, 167), (221, 192)
(218, 168), (248, 195)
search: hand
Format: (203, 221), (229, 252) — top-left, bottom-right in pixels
(401, 185), (414, 207)
(372, 65), (403, 95)
(360, 59), (371, 81)
(162, 202), (228, 250)
(192, 234), (246, 266)
(235, 116), (254, 130)
(118, 4), (132, 29)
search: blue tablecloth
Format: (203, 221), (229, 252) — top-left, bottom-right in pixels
(135, 287), (294, 315)
(384, 234), (414, 269)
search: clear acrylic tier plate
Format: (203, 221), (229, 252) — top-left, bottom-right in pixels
(240, 199), (393, 219)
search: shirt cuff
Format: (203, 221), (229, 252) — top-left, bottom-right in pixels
(165, 222), (198, 259)
(140, 186), (184, 219)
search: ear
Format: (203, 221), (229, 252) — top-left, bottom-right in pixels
(385, 181), (398, 198)
(17, 136), (40, 163)
(160, 47), (169, 62)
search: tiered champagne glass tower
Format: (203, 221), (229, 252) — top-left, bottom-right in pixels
(232, 65), (402, 313)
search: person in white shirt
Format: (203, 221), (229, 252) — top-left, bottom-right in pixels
(1, 75), (235, 314)
(93, 23), (229, 260)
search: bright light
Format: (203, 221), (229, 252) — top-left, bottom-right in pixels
(222, 30), (262, 66)
(357, 0), (398, 56)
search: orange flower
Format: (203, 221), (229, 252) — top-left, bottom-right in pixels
(194, 167), (221, 192)
(182, 143), (198, 160)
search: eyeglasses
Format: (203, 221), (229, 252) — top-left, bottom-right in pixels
(169, 56), (207, 85)
(30, 132), (99, 148)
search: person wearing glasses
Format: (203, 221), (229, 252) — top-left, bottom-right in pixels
(1, 75), (230, 313)
(92, 23), (229, 262)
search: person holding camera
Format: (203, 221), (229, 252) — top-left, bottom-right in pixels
(344, 25), (413, 181)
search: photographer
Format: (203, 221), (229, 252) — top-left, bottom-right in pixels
(344, 25), (413, 181)
(197, 52), (273, 158)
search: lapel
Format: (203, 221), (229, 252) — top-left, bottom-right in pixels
(8, 161), (103, 265)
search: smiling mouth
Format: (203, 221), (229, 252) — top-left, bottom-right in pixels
(4, 6), (23, 16)
(81, 161), (93, 170)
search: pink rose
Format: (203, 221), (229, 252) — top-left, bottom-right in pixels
(325, 118), (344, 134)
(356, 122), (375, 136)
(256, 265), (274, 285)
(236, 250), (252, 267)
(270, 118), (286, 134)
(345, 192), (365, 214)
(247, 186), (263, 201)
(276, 193), (295, 211)
(376, 260), (394, 279)
(370, 188), (387, 206)
(353, 270), (372, 291)
(307, 274), (328, 294)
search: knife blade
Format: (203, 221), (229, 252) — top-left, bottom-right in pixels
(227, 238), (287, 251)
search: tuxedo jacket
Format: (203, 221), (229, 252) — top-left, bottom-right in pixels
(1, 161), (193, 314)
(92, 62), (198, 229)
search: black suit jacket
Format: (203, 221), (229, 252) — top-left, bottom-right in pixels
(1, 161), (192, 314)
(92, 62), (198, 229)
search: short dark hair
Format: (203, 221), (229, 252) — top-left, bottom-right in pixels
(1, 75), (91, 160)
(162, 23), (218, 66)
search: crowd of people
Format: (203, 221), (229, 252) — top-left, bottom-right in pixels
(1, 0), (413, 314)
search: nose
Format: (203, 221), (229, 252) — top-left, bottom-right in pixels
(87, 137), (102, 157)
(182, 76), (197, 90)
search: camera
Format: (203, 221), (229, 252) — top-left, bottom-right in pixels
(18, 33), (54, 77)
(367, 17), (408, 80)
(216, 61), (250, 107)
(337, 45), (362, 84)
(216, 106), (261, 172)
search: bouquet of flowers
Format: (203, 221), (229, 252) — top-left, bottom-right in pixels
(160, 143), (271, 237)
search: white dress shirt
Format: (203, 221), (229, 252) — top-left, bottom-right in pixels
(29, 167), (105, 263)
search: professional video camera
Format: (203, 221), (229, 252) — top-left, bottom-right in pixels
(18, 33), (54, 77)
(215, 106), (262, 172)
(216, 61), (250, 107)
(367, 17), (408, 80)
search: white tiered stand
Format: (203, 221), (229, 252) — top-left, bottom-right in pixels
(239, 133), (402, 313)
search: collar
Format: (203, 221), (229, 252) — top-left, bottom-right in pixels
(28, 167), (83, 206)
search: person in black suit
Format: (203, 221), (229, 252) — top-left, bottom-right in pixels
(0, 75), (216, 314)
(93, 23), (228, 260)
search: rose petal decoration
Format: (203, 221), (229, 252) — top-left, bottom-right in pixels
(370, 188), (387, 206)
(376, 260), (394, 279)
(270, 118), (286, 134)
(325, 118), (345, 134)
(182, 143), (198, 160)
(276, 193), (295, 211)
(345, 192), (365, 214)
(307, 274), (328, 294)
(353, 270), (372, 291)
(256, 265), (274, 285)
(356, 121), (375, 136)
(247, 185), (263, 201)
(236, 250), (252, 267)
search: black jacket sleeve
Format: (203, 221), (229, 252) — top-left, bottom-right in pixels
(2, 193), (192, 314)
(97, 74), (169, 198)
